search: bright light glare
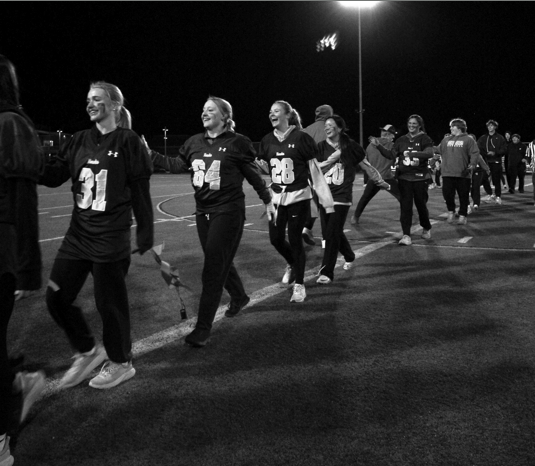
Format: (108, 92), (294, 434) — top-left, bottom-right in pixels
(340, 1), (380, 8)
(316, 32), (339, 52)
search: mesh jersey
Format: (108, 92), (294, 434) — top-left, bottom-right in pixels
(258, 130), (318, 193)
(392, 133), (434, 181)
(172, 131), (270, 214)
(41, 126), (153, 262)
(318, 140), (364, 203)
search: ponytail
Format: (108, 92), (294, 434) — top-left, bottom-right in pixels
(117, 106), (132, 129)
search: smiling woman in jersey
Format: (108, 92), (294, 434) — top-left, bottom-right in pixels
(149, 96), (274, 348)
(39, 81), (154, 390)
(257, 100), (335, 303)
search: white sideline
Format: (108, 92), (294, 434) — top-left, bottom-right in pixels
(41, 240), (391, 397)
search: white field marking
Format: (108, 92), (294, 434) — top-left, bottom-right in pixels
(39, 212), (49, 215)
(51, 214), (72, 218)
(386, 219), (439, 238)
(39, 205), (72, 211)
(458, 237), (473, 244)
(244, 223), (254, 227)
(40, 240), (393, 397)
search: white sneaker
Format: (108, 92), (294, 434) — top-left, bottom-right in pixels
(316, 275), (332, 285)
(421, 229), (431, 239)
(59, 344), (107, 389)
(398, 235), (412, 246)
(447, 211), (455, 223)
(473, 204), (479, 211)
(483, 195), (493, 203)
(342, 261), (354, 270)
(0, 435), (14, 466)
(467, 205), (472, 215)
(457, 215), (467, 225)
(495, 196), (502, 205)
(89, 361), (135, 389)
(290, 284), (306, 302)
(281, 264), (295, 286)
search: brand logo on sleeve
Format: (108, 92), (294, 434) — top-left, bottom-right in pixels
(107, 151), (118, 157)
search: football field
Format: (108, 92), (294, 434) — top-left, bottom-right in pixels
(9, 173), (535, 466)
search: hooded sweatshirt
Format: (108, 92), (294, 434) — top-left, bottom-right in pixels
(303, 105), (334, 144)
(436, 133), (480, 178)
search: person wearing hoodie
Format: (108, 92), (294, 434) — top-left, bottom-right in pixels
(477, 119), (507, 205)
(506, 134), (528, 194)
(351, 124), (400, 225)
(467, 133), (491, 214)
(435, 119), (480, 225)
(302, 104), (334, 246)
(370, 114), (435, 246)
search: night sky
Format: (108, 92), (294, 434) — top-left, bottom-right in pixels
(2, 1), (534, 145)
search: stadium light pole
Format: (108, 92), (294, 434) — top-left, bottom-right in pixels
(339, 1), (380, 147)
(57, 129), (63, 152)
(163, 127), (168, 156)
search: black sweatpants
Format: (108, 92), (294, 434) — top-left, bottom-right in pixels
(471, 171), (485, 207)
(398, 179), (432, 236)
(195, 209), (247, 331)
(319, 204), (355, 280)
(487, 162), (503, 197)
(442, 177), (471, 217)
(269, 200), (309, 285)
(0, 273), (16, 435)
(46, 257), (132, 363)
(354, 178), (400, 219)
(508, 163), (526, 192)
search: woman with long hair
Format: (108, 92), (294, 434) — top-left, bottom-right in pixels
(257, 100), (334, 302)
(149, 96), (274, 347)
(40, 81), (154, 390)
(370, 114), (435, 246)
(0, 54), (45, 466)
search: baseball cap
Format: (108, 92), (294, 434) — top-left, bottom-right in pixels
(379, 124), (396, 135)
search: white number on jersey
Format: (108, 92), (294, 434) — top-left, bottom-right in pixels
(191, 159), (221, 190)
(270, 157), (295, 184)
(324, 162), (344, 186)
(77, 167), (108, 211)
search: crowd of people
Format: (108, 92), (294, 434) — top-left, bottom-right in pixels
(1, 52), (533, 465)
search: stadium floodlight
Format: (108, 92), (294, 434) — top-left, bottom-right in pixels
(339, 1), (380, 147)
(163, 127), (168, 156)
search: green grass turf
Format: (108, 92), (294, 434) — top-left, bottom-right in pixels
(8, 175), (535, 465)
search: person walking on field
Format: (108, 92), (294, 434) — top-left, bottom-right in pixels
(351, 124), (400, 225)
(39, 81), (154, 390)
(477, 119), (507, 205)
(506, 134), (528, 194)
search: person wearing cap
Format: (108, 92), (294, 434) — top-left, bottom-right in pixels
(477, 120), (507, 205)
(435, 119), (481, 225)
(302, 104), (334, 246)
(506, 133), (528, 193)
(351, 124), (400, 225)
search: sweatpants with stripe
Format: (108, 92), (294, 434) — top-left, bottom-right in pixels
(194, 209), (247, 331)
(46, 257), (132, 363)
(269, 200), (309, 285)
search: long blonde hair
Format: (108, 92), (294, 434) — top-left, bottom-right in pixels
(90, 81), (131, 128)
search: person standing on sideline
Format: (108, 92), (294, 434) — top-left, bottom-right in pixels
(506, 134), (528, 193)
(370, 114), (435, 246)
(467, 133), (490, 214)
(435, 119), (480, 225)
(302, 104), (334, 245)
(478, 119), (507, 205)
(39, 81), (154, 389)
(0, 55), (46, 466)
(149, 97), (274, 347)
(258, 100), (334, 302)
(351, 124), (400, 225)
(316, 115), (390, 284)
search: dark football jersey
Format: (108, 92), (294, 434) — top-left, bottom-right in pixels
(258, 130), (318, 193)
(41, 126), (153, 262)
(393, 133), (434, 181)
(175, 131), (269, 214)
(318, 139), (364, 203)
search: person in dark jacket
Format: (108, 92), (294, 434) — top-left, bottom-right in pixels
(477, 120), (507, 205)
(0, 54), (45, 466)
(507, 134), (528, 193)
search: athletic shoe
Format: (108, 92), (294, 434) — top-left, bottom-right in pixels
(281, 264), (296, 286)
(89, 361), (135, 389)
(290, 284), (306, 303)
(0, 436), (14, 466)
(473, 204), (479, 211)
(467, 205), (472, 215)
(398, 235), (412, 246)
(343, 261), (354, 270)
(447, 211), (455, 223)
(59, 344), (107, 389)
(457, 215), (467, 225)
(421, 229), (431, 239)
(350, 215), (360, 226)
(429, 183), (436, 190)
(302, 228), (316, 246)
(17, 370), (46, 423)
(225, 295), (250, 317)
(316, 275), (332, 285)
(483, 194), (494, 203)
(495, 197), (502, 205)
(185, 328), (211, 348)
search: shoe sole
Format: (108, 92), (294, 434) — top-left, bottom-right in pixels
(59, 349), (108, 389)
(185, 338), (209, 348)
(89, 368), (136, 390)
(302, 234), (316, 246)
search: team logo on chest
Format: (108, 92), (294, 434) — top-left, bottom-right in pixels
(107, 151), (118, 158)
(219, 147), (227, 152)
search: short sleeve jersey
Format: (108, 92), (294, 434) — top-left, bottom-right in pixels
(55, 126), (153, 262)
(393, 133), (434, 181)
(318, 139), (364, 203)
(179, 131), (262, 214)
(258, 130), (318, 192)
